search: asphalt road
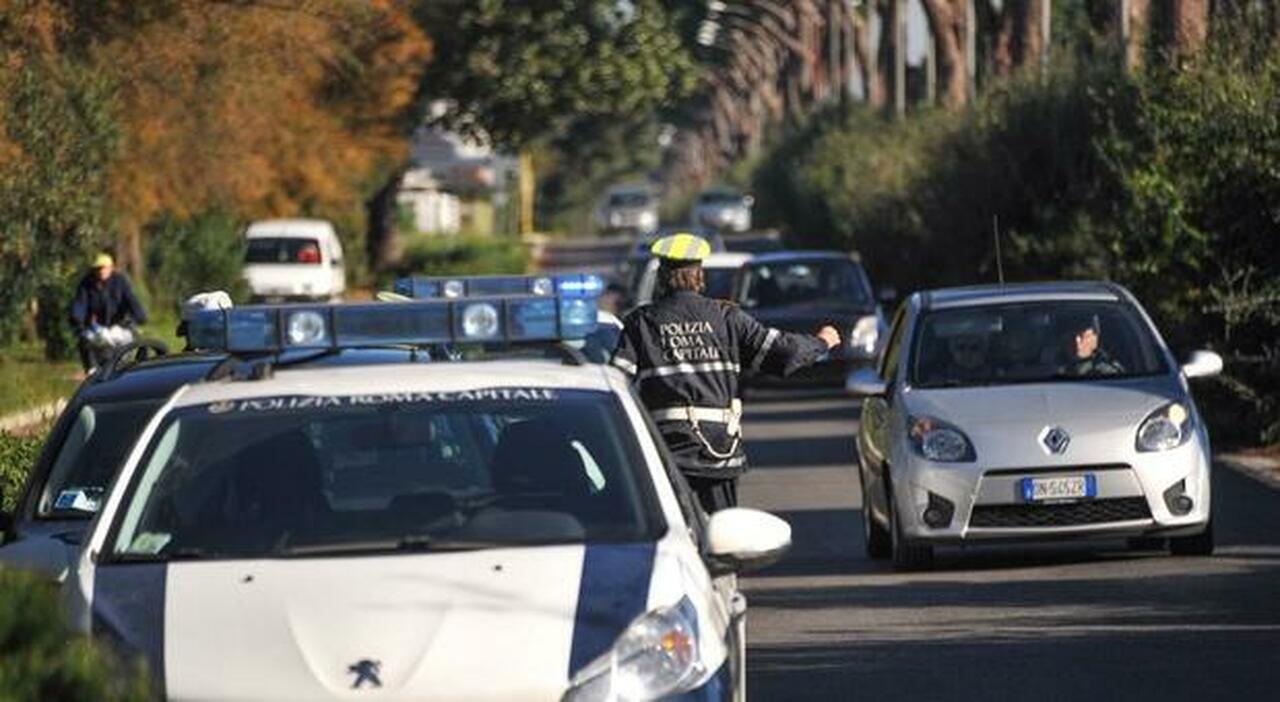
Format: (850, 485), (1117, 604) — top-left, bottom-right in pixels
(737, 390), (1280, 701)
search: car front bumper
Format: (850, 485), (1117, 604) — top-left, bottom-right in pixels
(893, 438), (1212, 544)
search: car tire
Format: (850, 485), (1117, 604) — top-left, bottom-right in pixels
(1169, 519), (1214, 556)
(889, 495), (933, 571)
(860, 469), (891, 560)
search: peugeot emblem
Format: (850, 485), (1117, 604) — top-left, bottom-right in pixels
(1039, 426), (1071, 455)
(348, 659), (382, 689)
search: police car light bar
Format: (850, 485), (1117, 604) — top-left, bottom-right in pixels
(393, 273), (604, 300)
(187, 294), (600, 353)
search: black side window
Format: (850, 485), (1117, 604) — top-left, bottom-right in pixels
(879, 306), (909, 382)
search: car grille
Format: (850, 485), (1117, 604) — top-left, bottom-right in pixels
(969, 498), (1152, 528)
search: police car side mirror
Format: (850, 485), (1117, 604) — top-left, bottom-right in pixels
(705, 508), (791, 576)
(846, 367), (888, 397)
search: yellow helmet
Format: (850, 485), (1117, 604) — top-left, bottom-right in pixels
(92, 253), (114, 268)
(649, 232), (711, 263)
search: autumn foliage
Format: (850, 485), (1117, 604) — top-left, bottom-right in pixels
(0, 0), (430, 351)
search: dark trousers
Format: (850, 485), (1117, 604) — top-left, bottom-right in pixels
(686, 476), (738, 514)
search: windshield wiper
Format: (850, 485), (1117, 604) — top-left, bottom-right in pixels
(276, 535), (505, 557)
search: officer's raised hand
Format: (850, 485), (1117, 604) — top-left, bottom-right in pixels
(817, 325), (842, 349)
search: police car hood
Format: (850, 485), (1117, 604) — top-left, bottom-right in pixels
(135, 542), (681, 701)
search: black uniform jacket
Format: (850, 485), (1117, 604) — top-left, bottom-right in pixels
(69, 272), (148, 332)
(611, 290), (828, 478)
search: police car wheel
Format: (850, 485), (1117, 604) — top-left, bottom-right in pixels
(889, 493), (933, 571)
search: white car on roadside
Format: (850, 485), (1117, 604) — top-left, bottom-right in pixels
(242, 218), (347, 302)
(65, 278), (789, 701)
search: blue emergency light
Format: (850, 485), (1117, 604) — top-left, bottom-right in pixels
(188, 277), (602, 353)
(393, 273), (604, 300)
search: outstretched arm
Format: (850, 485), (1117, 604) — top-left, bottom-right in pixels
(728, 306), (840, 378)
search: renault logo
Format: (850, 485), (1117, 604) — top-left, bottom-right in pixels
(1039, 426), (1071, 455)
(348, 659), (382, 689)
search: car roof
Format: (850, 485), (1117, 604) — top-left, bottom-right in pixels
(169, 359), (616, 409)
(921, 281), (1124, 310)
(746, 250), (860, 264)
(245, 218), (335, 238)
(703, 252), (752, 268)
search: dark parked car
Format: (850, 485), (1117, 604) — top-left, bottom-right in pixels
(0, 345), (428, 581)
(734, 251), (886, 384)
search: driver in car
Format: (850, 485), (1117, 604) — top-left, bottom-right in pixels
(1059, 314), (1124, 376)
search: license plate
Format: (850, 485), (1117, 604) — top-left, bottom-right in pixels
(1020, 475), (1096, 502)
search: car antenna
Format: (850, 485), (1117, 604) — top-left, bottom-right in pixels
(992, 214), (1005, 286)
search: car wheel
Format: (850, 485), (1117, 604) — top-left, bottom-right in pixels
(860, 469), (891, 560)
(889, 493), (933, 571)
(1169, 519), (1214, 556)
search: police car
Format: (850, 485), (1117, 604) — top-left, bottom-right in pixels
(65, 275), (791, 701)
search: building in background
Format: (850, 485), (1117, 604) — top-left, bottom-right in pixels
(397, 120), (516, 236)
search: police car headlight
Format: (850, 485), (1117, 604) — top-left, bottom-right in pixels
(849, 315), (879, 356)
(563, 600), (705, 702)
(286, 310), (328, 346)
(909, 416), (975, 463)
(461, 302), (501, 339)
(1137, 402), (1191, 452)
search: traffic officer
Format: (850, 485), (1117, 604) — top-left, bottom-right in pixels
(611, 233), (842, 513)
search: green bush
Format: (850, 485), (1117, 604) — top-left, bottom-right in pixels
(144, 211), (250, 315)
(0, 568), (153, 701)
(751, 22), (1280, 443)
(389, 234), (530, 283)
(0, 430), (42, 513)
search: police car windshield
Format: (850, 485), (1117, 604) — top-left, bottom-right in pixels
(742, 259), (870, 309)
(38, 399), (162, 518)
(910, 301), (1169, 389)
(107, 389), (662, 560)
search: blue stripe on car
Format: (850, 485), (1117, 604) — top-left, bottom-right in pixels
(567, 542), (657, 676)
(92, 564), (166, 690)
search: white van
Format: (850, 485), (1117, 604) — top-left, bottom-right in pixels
(242, 219), (347, 302)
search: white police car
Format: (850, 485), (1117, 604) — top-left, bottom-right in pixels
(65, 276), (790, 701)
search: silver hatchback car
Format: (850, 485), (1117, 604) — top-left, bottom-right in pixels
(848, 282), (1223, 570)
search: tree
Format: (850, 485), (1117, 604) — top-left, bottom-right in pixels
(921, 0), (971, 109)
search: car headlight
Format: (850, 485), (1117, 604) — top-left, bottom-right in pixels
(1136, 402), (1192, 452)
(909, 416), (976, 462)
(638, 211), (657, 228)
(609, 212), (623, 227)
(563, 599), (704, 702)
(849, 315), (879, 356)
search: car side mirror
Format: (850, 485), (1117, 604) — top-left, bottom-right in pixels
(705, 508), (791, 576)
(1181, 350), (1223, 379)
(846, 367), (888, 397)
(877, 286), (898, 305)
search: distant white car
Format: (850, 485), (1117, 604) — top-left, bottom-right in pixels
(692, 190), (753, 233)
(596, 186), (659, 234)
(633, 252), (752, 307)
(242, 218), (346, 302)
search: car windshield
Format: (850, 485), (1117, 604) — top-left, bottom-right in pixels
(244, 237), (322, 265)
(39, 399), (163, 518)
(910, 301), (1169, 388)
(107, 389), (661, 561)
(742, 259), (870, 308)
(704, 267), (738, 299)
(699, 192), (741, 205)
(608, 192), (651, 208)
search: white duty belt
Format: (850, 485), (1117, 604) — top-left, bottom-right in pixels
(650, 399), (743, 460)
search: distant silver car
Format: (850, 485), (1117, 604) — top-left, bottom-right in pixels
(848, 282), (1222, 570)
(596, 186), (659, 234)
(692, 189), (753, 233)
